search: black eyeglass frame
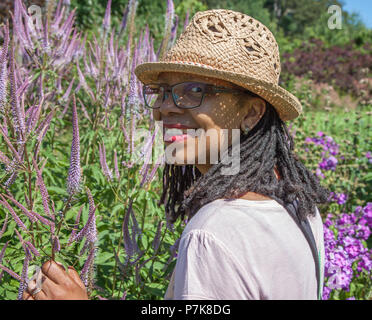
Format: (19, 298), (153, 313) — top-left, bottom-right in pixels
(142, 81), (254, 109)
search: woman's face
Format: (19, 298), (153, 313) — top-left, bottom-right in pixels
(152, 72), (266, 174)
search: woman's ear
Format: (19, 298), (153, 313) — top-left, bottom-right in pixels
(240, 97), (266, 132)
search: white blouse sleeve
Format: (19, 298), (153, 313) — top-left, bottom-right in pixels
(172, 229), (260, 300)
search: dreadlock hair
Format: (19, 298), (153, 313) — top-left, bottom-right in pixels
(158, 94), (331, 227)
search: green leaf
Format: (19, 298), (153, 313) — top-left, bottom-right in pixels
(47, 186), (68, 197)
(143, 284), (164, 297)
(95, 251), (114, 265)
(110, 203), (125, 219)
(361, 172), (372, 182)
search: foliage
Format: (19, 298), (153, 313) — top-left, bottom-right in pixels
(280, 38), (372, 101)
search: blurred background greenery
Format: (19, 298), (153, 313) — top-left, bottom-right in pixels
(67, 0), (372, 106)
(67, 0), (372, 52)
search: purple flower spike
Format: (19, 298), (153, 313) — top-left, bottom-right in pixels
(114, 150), (120, 180)
(0, 213), (9, 239)
(102, 0), (112, 32)
(158, 0), (175, 59)
(0, 241), (9, 263)
(120, 290), (127, 300)
(18, 246), (31, 300)
(119, 4), (129, 37)
(76, 62), (95, 101)
(32, 157), (53, 222)
(9, 41), (26, 141)
(0, 22), (9, 114)
(80, 243), (96, 289)
(67, 94), (82, 197)
(72, 188), (97, 244)
(0, 195), (28, 232)
(128, 46), (139, 108)
(60, 78), (74, 105)
(98, 142), (113, 182)
(25, 241), (40, 258)
(52, 235), (61, 253)
(0, 263), (22, 281)
(183, 10), (190, 31)
(85, 188), (97, 243)
(153, 220), (164, 253)
(123, 200), (135, 259)
(170, 15), (179, 47)
(2, 193), (38, 223)
(0, 150), (10, 166)
(68, 204), (84, 246)
(366, 151), (372, 164)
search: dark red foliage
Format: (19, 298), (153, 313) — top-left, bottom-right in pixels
(280, 38), (372, 100)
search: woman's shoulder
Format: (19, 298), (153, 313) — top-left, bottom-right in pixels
(181, 198), (286, 237)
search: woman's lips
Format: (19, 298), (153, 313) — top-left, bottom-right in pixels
(164, 128), (194, 142)
(170, 134), (189, 142)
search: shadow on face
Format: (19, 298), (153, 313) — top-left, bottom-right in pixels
(149, 71), (265, 173)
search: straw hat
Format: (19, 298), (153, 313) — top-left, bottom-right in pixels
(134, 9), (302, 121)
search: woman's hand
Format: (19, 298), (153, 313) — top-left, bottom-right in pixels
(23, 260), (89, 300)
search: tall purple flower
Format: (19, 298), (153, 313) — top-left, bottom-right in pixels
(128, 45), (139, 108)
(113, 149), (120, 180)
(152, 221), (164, 253)
(67, 94), (82, 196)
(98, 141), (113, 182)
(17, 245), (31, 300)
(77, 189), (98, 293)
(59, 77), (74, 105)
(118, 4), (129, 38)
(71, 188), (97, 246)
(102, 0), (112, 33)
(2, 193), (38, 223)
(0, 150), (10, 167)
(32, 157), (55, 230)
(0, 213), (9, 239)
(366, 151), (372, 164)
(0, 194), (28, 232)
(68, 204), (83, 246)
(0, 263), (22, 282)
(183, 10), (190, 31)
(9, 40), (26, 142)
(170, 15), (179, 47)
(80, 242), (96, 292)
(0, 22), (9, 114)
(122, 199), (141, 261)
(158, 0), (175, 60)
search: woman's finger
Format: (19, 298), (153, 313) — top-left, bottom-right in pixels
(68, 266), (86, 291)
(38, 273), (66, 299)
(29, 288), (47, 300)
(23, 290), (34, 300)
(25, 282), (47, 300)
(41, 260), (72, 285)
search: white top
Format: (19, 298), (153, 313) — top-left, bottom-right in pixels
(164, 198), (325, 300)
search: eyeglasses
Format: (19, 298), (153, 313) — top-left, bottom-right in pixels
(142, 81), (252, 109)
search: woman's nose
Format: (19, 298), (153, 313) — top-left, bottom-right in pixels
(158, 91), (184, 117)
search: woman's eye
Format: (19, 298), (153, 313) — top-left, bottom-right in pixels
(190, 86), (202, 93)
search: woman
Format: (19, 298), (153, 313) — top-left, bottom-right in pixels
(23, 9), (330, 300)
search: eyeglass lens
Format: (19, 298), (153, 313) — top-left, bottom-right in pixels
(143, 82), (205, 109)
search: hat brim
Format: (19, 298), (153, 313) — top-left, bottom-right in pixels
(134, 61), (302, 121)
